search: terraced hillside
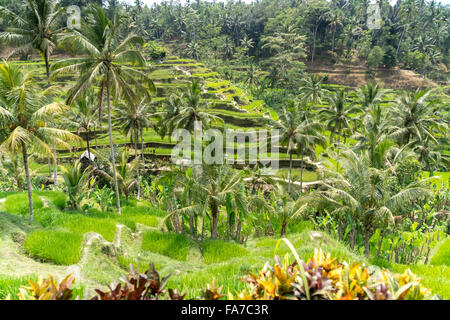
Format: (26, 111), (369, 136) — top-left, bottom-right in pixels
(10, 55), (317, 180)
(9, 52), (450, 189)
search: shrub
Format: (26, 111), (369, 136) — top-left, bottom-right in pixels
(430, 238), (450, 266)
(4, 193), (43, 216)
(201, 240), (249, 264)
(367, 46), (384, 69)
(142, 231), (190, 261)
(24, 229), (83, 265)
(383, 45), (397, 68)
(144, 41), (168, 60)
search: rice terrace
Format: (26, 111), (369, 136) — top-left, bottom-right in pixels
(0, 0), (449, 306)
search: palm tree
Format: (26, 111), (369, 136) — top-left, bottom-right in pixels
(326, 9), (343, 53)
(52, 5), (155, 214)
(240, 34), (254, 56)
(186, 41), (201, 60)
(156, 91), (183, 139)
(64, 92), (99, 160)
(268, 184), (309, 237)
(298, 74), (326, 105)
(357, 82), (384, 111)
(171, 79), (222, 133)
(390, 89), (446, 146)
(319, 89), (361, 171)
(319, 149), (432, 257)
(0, 62), (81, 220)
(353, 101), (393, 170)
(96, 148), (140, 203)
(62, 160), (93, 210)
(242, 163), (274, 195)
(271, 102), (326, 193)
(1, 0), (66, 189)
(115, 149), (140, 203)
(113, 99), (154, 199)
(0, 0), (65, 85)
(411, 135), (449, 177)
(166, 163), (245, 239)
(244, 64), (261, 93)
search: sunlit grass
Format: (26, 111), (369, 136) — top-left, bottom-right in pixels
(24, 229), (83, 265)
(142, 231), (190, 261)
(201, 240), (249, 264)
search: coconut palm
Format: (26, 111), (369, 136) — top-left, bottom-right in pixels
(319, 149), (432, 257)
(320, 89), (359, 144)
(0, 0), (66, 189)
(326, 9), (343, 53)
(113, 99), (154, 199)
(242, 163), (274, 195)
(357, 82), (384, 111)
(0, 62), (81, 220)
(97, 148), (140, 203)
(390, 89), (447, 146)
(240, 34), (254, 55)
(156, 91), (183, 139)
(186, 41), (201, 60)
(353, 102), (392, 170)
(411, 135), (449, 177)
(271, 102), (326, 193)
(171, 79), (223, 133)
(268, 184), (309, 237)
(62, 160), (93, 210)
(166, 163), (246, 239)
(52, 5), (155, 214)
(298, 74), (326, 105)
(0, 0), (65, 85)
(319, 89), (361, 171)
(64, 91), (100, 160)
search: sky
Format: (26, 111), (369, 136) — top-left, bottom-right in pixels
(123, 0), (450, 6)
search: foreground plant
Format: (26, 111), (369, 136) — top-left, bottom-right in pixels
(92, 262), (179, 300)
(18, 275), (75, 300)
(230, 244), (438, 300)
(12, 244), (439, 301)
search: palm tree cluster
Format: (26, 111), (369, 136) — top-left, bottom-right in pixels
(0, 1), (447, 260)
(0, 2), (155, 216)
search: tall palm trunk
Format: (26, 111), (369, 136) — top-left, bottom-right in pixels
(22, 144), (34, 221)
(53, 143), (58, 190)
(210, 200), (219, 239)
(364, 225), (371, 257)
(106, 83), (121, 214)
(50, 118), (57, 189)
(336, 134), (341, 173)
(86, 128), (91, 158)
(332, 26), (336, 53)
(281, 219), (287, 237)
(140, 127), (145, 162)
(93, 124), (98, 150)
(134, 127), (141, 200)
(300, 153), (304, 192)
(288, 151), (293, 194)
(189, 214), (196, 236)
(48, 157), (52, 177)
(44, 51), (50, 87)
